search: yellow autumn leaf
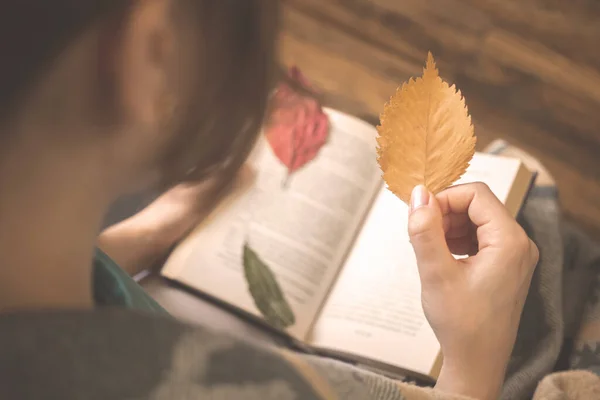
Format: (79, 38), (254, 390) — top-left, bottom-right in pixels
(377, 52), (476, 204)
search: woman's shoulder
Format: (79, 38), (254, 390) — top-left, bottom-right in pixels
(0, 309), (431, 399)
(0, 310), (337, 399)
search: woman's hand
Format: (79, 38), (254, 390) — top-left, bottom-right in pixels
(98, 165), (255, 276)
(408, 183), (539, 400)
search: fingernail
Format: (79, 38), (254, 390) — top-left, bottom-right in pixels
(410, 185), (429, 212)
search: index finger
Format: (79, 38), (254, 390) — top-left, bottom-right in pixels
(436, 182), (514, 229)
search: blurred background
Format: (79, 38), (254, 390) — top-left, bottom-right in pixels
(279, 0), (600, 240)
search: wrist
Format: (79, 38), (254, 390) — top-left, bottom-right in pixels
(98, 217), (168, 276)
(134, 193), (204, 249)
(436, 357), (507, 400)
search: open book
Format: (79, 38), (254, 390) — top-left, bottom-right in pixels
(161, 108), (535, 381)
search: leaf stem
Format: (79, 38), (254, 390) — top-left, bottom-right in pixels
(281, 172), (291, 189)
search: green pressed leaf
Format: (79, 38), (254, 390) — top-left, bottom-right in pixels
(242, 243), (296, 329)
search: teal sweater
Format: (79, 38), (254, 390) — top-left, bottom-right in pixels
(92, 248), (165, 312)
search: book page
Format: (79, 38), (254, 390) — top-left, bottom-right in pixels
(309, 154), (524, 375)
(162, 109), (383, 339)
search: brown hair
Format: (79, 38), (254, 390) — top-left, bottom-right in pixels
(160, 0), (281, 202)
(0, 0), (281, 205)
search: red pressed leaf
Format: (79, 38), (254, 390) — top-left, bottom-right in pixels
(265, 67), (330, 181)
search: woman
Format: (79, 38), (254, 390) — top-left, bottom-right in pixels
(0, 1), (598, 399)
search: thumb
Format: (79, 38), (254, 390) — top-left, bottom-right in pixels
(408, 185), (455, 282)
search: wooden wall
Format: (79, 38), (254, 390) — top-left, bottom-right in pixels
(280, 0), (600, 239)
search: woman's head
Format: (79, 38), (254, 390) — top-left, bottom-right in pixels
(0, 0), (279, 196)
